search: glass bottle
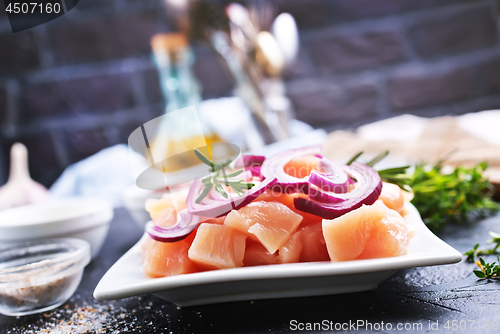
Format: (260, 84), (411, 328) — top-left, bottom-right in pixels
(149, 33), (223, 172)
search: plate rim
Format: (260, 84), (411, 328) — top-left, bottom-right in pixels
(94, 203), (463, 300)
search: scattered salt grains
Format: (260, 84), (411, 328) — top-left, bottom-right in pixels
(6, 302), (145, 334)
(5, 295), (183, 334)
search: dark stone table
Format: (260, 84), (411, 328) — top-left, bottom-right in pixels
(2, 208), (500, 333)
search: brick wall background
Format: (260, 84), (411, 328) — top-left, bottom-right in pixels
(0, 0), (499, 187)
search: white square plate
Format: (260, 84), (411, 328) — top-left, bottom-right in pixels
(94, 203), (462, 306)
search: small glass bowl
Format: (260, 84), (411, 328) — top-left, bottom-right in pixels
(0, 238), (90, 316)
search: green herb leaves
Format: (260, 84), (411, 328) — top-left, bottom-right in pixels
(464, 232), (500, 279)
(346, 151), (364, 166)
(346, 151), (499, 232)
(464, 231), (500, 261)
(409, 162), (499, 231)
(378, 166), (411, 191)
(346, 151), (411, 190)
(194, 149), (255, 203)
(473, 257), (500, 279)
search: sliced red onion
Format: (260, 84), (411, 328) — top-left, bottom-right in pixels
(240, 169), (253, 182)
(146, 209), (201, 242)
(186, 177), (277, 218)
(240, 167), (262, 182)
(294, 162), (382, 219)
(243, 155), (265, 167)
(308, 158), (349, 193)
(260, 145), (322, 194)
(307, 186), (347, 204)
(234, 155), (265, 179)
(248, 166), (261, 178)
(235, 155), (266, 168)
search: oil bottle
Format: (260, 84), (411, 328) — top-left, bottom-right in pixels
(149, 33), (223, 173)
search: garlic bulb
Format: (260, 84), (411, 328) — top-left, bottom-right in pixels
(0, 143), (49, 211)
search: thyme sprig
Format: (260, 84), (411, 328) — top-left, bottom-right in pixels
(464, 232), (500, 279)
(473, 257), (500, 279)
(409, 162), (499, 231)
(194, 149), (255, 203)
(346, 151), (499, 231)
(464, 232), (500, 262)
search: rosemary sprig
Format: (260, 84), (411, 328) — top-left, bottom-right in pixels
(345, 151), (411, 190)
(366, 150), (389, 167)
(194, 149), (255, 203)
(346, 151), (363, 165)
(377, 166), (411, 191)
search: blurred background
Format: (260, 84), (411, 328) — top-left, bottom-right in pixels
(1, 0), (500, 189)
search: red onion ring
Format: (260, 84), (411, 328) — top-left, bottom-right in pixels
(294, 162), (382, 219)
(146, 209), (201, 242)
(234, 155), (265, 179)
(248, 166), (262, 178)
(260, 145), (322, 194)
(241, 155), (265, 167)
(186, 177), (277, 218)
(308, 158), (349, 193)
